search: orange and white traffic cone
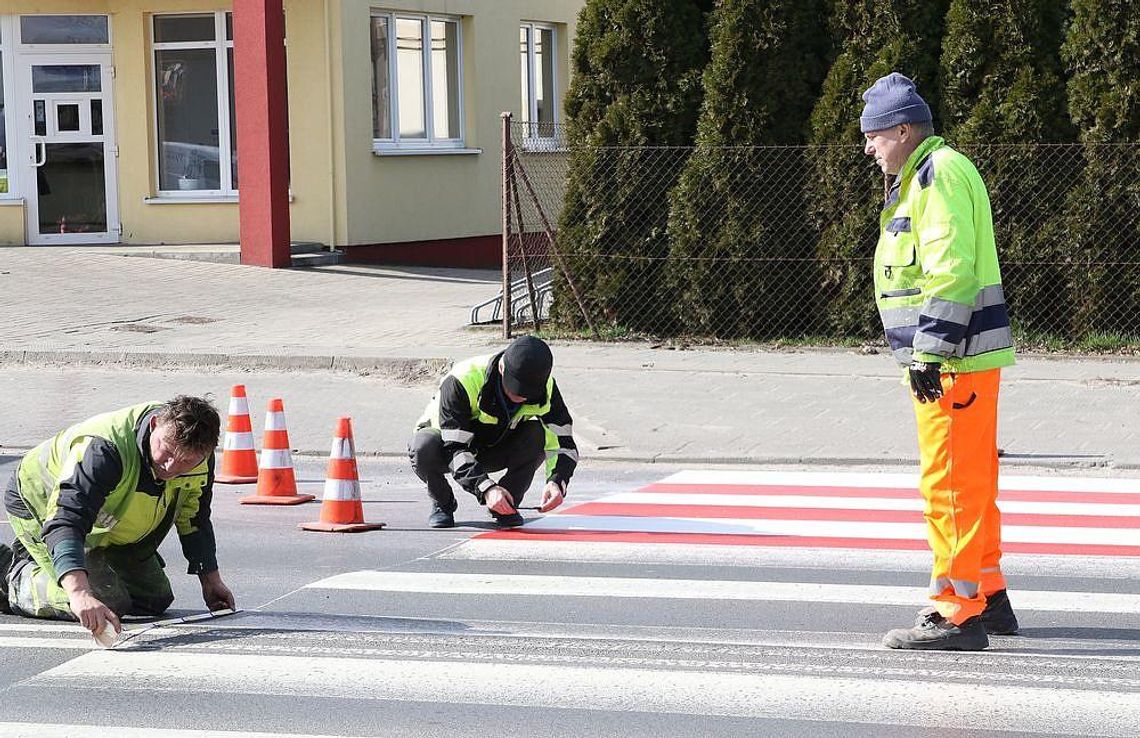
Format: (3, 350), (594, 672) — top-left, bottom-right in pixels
(216, 385), (259, 484)
(241, 398), (314, 506)
(300, 417), (384, 532)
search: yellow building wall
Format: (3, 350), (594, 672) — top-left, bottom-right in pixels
(0, 201), (26, 245)
(0, 1), (336, 246)
(0, 0), (581, 249)
(335, 0), (582, 246)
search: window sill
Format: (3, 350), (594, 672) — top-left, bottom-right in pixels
(144, 193), (295, 205)
(372, 147), (482, 157)
(0, 197), (25, 206)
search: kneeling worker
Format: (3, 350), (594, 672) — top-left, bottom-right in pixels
(409, 336), (578, 528)
(0, 395), (235, 639)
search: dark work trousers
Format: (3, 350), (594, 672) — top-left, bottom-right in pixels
(408, 421), (545, 512)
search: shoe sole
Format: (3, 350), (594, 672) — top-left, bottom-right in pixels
(883, 634), (989, 651)
(429, 521), (456, 529)
(984, 626), (1019, 636)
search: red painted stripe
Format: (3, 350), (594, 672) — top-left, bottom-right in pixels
(638, 483), (1140, 506)
(474, 529), (1140, 557)
(568, 502), (1140, 529)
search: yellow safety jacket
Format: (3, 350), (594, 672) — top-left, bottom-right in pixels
(874, 136), (1015, 373)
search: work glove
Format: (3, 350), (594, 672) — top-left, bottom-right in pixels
(908, 361), (943, 403)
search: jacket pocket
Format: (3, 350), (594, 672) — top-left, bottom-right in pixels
(880, 235), (916, 269)
(881, 287), (921, 298)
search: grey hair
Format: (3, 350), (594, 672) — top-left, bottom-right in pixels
(908, 121), (936, 139)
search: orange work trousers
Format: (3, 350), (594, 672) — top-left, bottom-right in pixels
(912, 368), (1006, 624)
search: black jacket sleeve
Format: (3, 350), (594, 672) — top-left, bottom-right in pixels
(176, 453), (219, 575)
(541, 380), (578, 489)
(436, 375), (495, 499)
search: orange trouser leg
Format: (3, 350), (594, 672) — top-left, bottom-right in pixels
(979, 433), (1007, 596)
(912, 368), (1002, 624)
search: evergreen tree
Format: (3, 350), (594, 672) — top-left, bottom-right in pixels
(664, 0), (830, 339)
(805, 0), (948, 340)
(1062, 0), (1140, 339)
(939, 0), (1074, 336)
(553, 0), (710, 333)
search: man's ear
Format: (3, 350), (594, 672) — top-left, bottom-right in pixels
(149, 416), (158, 430)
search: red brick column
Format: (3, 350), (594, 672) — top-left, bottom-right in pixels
(233, 0), (291, 268)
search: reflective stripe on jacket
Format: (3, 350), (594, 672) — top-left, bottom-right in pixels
(874, 136), (1015, 373)
(415, 352), (577, 498)
(12, 402), (216, 580)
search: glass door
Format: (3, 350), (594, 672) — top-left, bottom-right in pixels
(18, 53), (118, 244)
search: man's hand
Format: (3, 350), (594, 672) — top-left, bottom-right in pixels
(61, 570), (120, 636)
(199, 570), (236, 611)
(484, 485), (516, 516)
(539, 481), (565, 513)
(908, 361), (944, 403)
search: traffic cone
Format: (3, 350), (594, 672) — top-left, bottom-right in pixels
(216, 385), (258, 484)
(300, 417), (384, 532)
(241, 398), (314, 506)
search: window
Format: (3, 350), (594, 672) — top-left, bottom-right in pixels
(371, 11), (462, 149)
(20, 15), (109, 45)
(151, 12), (236, 193)
(520, 23), (557, 143)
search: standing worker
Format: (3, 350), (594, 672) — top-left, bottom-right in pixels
(0, 396), (234, 639)
(860, 73), (1018, 650)
(409, 336), (578, 528)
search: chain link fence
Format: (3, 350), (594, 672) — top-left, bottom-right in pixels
(498, 116), (1140, 351)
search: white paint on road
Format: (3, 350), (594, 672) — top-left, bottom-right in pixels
(439, 539), (1140, 579)
(307, 571), (1140, 614)
(597, 491), (1140, 517)
(659, 470), (1140, 494)
(29, 651), (1140, 736)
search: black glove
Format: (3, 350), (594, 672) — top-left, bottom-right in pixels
(908, 361), (943, 403)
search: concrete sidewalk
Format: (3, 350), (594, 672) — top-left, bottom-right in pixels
(1, 247), (1138, 469)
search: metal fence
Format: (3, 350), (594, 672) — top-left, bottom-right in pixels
(499, 115), (1140, 351)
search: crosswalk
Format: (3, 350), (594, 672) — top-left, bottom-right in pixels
(1, 469), (1139, 737)
(479, 470), (1140, 555)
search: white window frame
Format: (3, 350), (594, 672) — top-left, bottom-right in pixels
(16, 14), (112, 50)
(150, 11), (237, 197)
(0, 16), (18, 200)
(519, 21), (559, 149)
(371, 10), (464, 152)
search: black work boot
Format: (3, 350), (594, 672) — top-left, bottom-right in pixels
(980, 589), (1019, 635)
(428, 504), (456, 529)
(0, 543), (12, 614)
(884, 612), (989, 651)
(492, 511), (525, 528)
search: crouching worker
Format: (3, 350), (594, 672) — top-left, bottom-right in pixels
(0, 396), (235, 639)
(409, 336), (578, 528)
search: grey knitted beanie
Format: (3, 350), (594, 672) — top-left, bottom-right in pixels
(859, 73), (932, 133)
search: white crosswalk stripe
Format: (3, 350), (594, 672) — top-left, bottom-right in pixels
(307, 570), (1140, 614)
(17, 650), (1138, 736)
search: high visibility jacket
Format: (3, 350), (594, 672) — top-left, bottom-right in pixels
(874, 136), (1015, 373)
(9, 403), (217, 580)
(416, 352), (578, 499)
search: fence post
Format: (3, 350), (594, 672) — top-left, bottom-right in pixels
(501, 112), (514, 340)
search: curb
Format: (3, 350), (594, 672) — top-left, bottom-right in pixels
(0, 349), (453, 379)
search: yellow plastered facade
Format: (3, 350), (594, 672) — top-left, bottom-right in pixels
(0, 1), (581, 250)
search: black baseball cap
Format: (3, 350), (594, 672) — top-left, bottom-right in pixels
(501, 336), (553, 404)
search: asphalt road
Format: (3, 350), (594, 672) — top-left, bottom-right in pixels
(1, 454), (1138, 738)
